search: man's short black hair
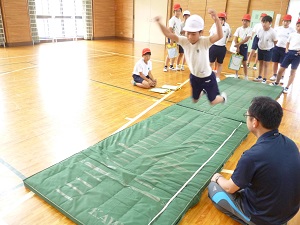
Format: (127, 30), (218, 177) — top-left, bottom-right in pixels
(248, 96), (283, 130)
(262, 15), (273, 23)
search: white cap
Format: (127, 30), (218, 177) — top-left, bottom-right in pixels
(183, 10), (190, 15)
(183, 15), (204, 32)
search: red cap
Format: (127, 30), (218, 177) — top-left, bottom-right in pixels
(297, 19), (300, 24)
(217, 12), (227, 19)
(260, 13), (267, 17)
(242, 14), (251, 21)
(283, 14), (292, 21)
(173, 3), (181, 10)
(142, 48), (151, 55)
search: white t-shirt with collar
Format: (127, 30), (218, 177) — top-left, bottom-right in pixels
(177, 36), (212, 78)
(169, 16), (182, 36)
(233, 26), (252, 44)
(287, 32), (300, 51)
(257, 28), (277, 50)
(209, 23), (231, 46)
(252, 22), (263, 35)
(133, 58), (152, 76)
(275, 26), (296, 48)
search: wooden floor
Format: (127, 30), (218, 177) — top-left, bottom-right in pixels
(0, 39), (299, 225)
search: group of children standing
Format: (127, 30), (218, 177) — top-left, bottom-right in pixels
(131, 3), (300, 106)
(233, 12), (300, 94)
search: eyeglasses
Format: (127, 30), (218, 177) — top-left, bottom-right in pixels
(243, 112), (259, 120)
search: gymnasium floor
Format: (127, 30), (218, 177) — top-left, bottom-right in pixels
(0, 39), (299, 225)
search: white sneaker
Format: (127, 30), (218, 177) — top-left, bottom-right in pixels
(270, 75), (277, 81)
(244, 75), (248, 80)
(163, 67), (168, 72)
(234, 74), (239, 79)
(216, 77), (221, 83)
(283, 87), (288, 94)
(181, 65), (185, 71)
(252, 65), (257, 70)
(253, 77), (263, 82)
(221, 92), (227, 103)
(280, 78), (284, 84)
(169, 65), (176, 71)
(269, 82), (278, 86)
(176, 65), (181, 71)
(131, 80), (136, 86)
(261, 79), (267, 84)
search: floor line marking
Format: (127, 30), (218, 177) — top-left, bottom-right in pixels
(0, 183), (24, 198)
(91, 49), (165, 63)
(113, 79), (190, 134)
(0, 158), (26, 180)
(0, 66), (38, 76)
(0, 54), (37, 60)
(0, 191), (35, 218)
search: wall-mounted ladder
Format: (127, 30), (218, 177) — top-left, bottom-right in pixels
(0, 6), (6, 47)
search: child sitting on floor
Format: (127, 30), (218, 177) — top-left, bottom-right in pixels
(131, 48), (157, 89)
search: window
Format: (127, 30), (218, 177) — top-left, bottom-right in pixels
(34, 0), (85, 40)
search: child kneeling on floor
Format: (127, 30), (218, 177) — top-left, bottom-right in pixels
(131, 48), (157, 89)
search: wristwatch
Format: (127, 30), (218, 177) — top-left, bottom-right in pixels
(215, 175), (222, 184)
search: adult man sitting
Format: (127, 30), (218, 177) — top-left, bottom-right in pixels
(208, 96), (300, 225)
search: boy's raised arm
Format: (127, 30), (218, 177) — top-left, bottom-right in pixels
(154, 16), (179, 43)
(208, 9), (223, 44)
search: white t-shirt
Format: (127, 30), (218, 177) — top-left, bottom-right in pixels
(177, 36), (212, 78)
(257, 28), (277, 50)
(209, 23), (231, 46)
(275, 26), (296, 48)
(168, 16), (182, 36)
(233, 26), (252, 44)
(252, 22), (263, 35)
(133, 58), (152, 76)
(287, 32), (300, 50)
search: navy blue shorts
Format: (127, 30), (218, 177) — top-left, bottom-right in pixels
(239, 44), (248, 61)
(272, 46), (286, 63)
(178, 44), (184, 53)
(258, 48), (273, 62)
(132, 74), (149, 83)
(190, 72), (220, 102)
(281, 50), (300, 70)
(209, 45), (227, 64)
(251, 36), (259, 50)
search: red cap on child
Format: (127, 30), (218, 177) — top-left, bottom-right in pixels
(283, 14), (292, 21)
(217, 12), (227, 19)
(242, 14), (251, 21)
(260, 13), (267, 17)
(142, 48), (151, 55)
(173, 3), (181, 10)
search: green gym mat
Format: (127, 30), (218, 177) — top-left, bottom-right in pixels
(177, 78), (283, 122)
(24, 105), (249, 225)
(23, 78), (283, 225)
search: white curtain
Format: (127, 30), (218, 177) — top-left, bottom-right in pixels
(30, 0), (93, 41)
